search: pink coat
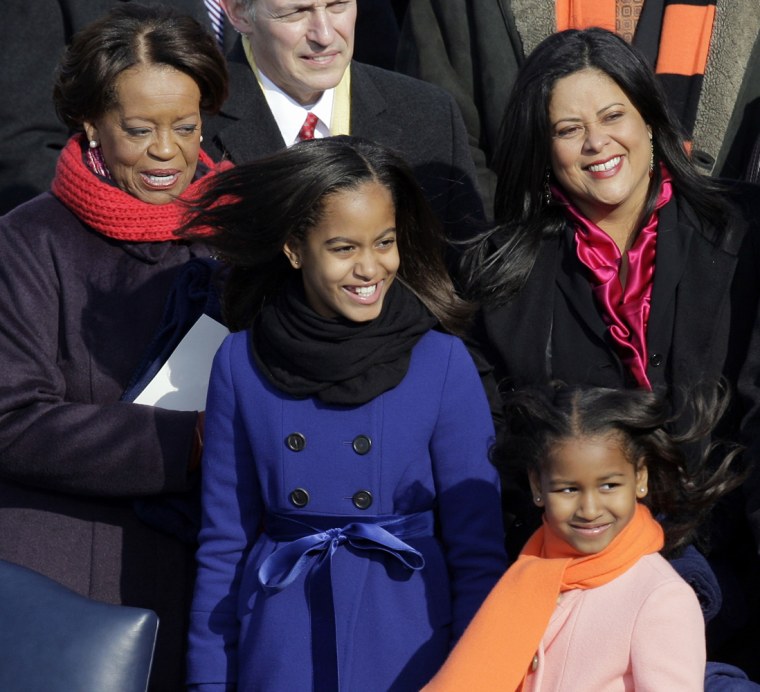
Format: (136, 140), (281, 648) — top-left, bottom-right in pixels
(524, 553), (705, 691)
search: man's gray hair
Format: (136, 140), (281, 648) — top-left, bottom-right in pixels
(238, 0), (257, 21)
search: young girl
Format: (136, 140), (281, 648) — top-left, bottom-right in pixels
(183, 137), (507, 691)
(424, 383), (741, 691)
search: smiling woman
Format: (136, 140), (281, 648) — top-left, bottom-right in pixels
(82, 64), (203, 204)
(0, 5), (230, 691)
(548, 68), (653, 250)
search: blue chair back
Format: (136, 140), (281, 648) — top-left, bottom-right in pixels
(0, 559), (158, 692)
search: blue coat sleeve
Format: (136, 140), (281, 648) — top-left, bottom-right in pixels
(429, 336), (507, 639)
(187, 336), (262, 688)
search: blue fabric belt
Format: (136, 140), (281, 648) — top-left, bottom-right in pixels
(259, 511), (433, 692)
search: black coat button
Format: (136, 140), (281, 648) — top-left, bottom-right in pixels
(649, 353), (663, 367)
(352, 490), (373, 510)
(351, 435), (372, 455)
(289, 488), (309, 507)
(285, 433), (306, 452)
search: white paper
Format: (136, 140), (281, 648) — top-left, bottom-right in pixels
(133, 314), (229, 411)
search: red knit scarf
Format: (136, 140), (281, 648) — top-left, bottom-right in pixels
(556, 0), (716, 142)
(51, 133), (232, 242)
(423, 504), (664, 691)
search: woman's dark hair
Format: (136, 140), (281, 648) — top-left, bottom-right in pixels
(493, 381), (744, 556)
(181, 136), (472, 333)
(53, 3), (228, 129)
(463, 28), (729, 303)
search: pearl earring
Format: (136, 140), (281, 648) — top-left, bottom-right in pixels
(200, 135), (204, 143)
(89, 140), (98, 149)
(535, 496), (542, 503)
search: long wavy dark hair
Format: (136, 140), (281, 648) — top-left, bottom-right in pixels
(493, 381), (744, 556)
(181, 136), (472, 333)
(463, 28), (730, 304)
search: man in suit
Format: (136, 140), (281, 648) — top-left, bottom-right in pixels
(0, 0), (236, 215)
(206, 0), (484, 241)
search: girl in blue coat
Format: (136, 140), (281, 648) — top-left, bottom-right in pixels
(183, 137), (507, 691)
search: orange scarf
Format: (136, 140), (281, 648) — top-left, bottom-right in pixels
(423, 504), (664, 691)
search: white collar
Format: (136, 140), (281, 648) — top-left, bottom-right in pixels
(258, 71), (334, 145)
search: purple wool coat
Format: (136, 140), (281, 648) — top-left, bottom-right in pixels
(0, 192), (209, 690)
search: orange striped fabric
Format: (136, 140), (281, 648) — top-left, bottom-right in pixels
(656, 4), (715, 75)
(555, 1), (715, 77)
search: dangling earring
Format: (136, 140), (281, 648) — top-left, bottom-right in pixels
(543, 168), (552, 206)
(648, 131), (655, 176)
(86, 139), (110, 179)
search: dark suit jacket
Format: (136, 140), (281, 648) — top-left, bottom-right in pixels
(201, 42), (485, 241)
(0, 0), (235, 215)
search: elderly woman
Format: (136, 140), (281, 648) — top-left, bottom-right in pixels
(0, 5), (228, 690)
(464, 28), (760, 678)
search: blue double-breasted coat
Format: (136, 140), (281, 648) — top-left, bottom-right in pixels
(187, 328), (506, 691)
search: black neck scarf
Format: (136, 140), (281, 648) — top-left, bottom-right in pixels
(251, 279), (438, 406)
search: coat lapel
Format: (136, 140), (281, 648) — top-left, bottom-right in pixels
(555, 226), (609, 340)
(213, 42), (286, 163)
(660, 198), (741, 386)
(348, 64), (390, 140)
(646, 199), (692, 349)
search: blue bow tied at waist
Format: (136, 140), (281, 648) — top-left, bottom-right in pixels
(258, 511), (433, 691)
(258, 511), (430, 589)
